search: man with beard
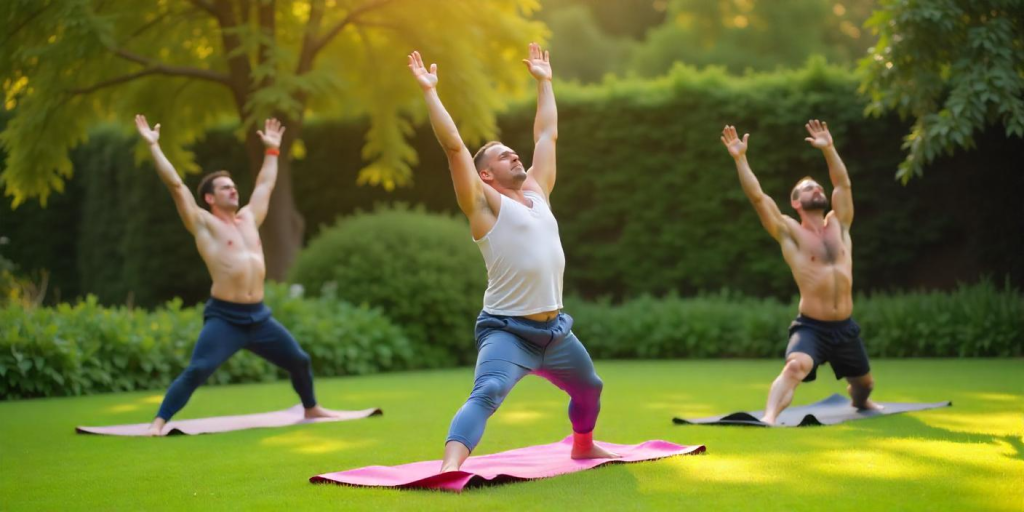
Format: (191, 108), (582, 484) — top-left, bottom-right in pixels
(721, 120), (881, 425)
(134, 115), (342, 436)
(408, 44), (617, 471)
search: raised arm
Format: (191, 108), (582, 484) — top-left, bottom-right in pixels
(241, 118), (285, 227)
(407, 51), (489, 218)
(721, 125), (791, 242)
(804, 119), (852, 227)
(524, 43), (557, 197)
(135, 115), (205, 234)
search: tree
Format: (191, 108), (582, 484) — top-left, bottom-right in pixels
(859, 0), (1024, 182)
(628, 0), (876, 75)
(537, 0), (666, 40)
(0, 0), (545, 279)
(543, 4), (633, 83)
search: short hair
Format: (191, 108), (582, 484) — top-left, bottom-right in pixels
(473, 141), (503, 171)
(196, 171), (232, 209)
(791, 176), (818, 201)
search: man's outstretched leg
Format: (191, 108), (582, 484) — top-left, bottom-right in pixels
(847, 373), (883, 412)
(247, 317), (341, 419)
(538, 332), (619, 460)
(762, 352), (813, 425)
(149, 317), (246, 436)
(442, 359), (530, 472)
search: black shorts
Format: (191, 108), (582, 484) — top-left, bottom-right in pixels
(785, 315), (871, 382)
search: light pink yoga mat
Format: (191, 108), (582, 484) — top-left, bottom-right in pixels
(310, 436), (706, 492)
(76, 405), (382, 436)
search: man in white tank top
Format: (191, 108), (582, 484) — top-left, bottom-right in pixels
(408, 44), (618, 472)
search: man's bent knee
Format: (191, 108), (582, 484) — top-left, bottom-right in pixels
(292, 350), (312, 371)
(783, 354), (813, 381)
(583, 374), (603, 393)
(181, 363), (216, 385)
(468, 377), (512, 411)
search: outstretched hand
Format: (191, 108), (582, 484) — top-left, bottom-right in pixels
(408, 51), (438, 91)
(135, 114), (160, 145)
(804, 119), (833, 149)
(257, 118), (285, 149)
(721, 125), (749, 159)
(522, 42), (552, 81)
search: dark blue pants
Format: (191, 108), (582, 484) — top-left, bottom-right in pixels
(156, 299), (317, 421)
(446, 311), (604, 452)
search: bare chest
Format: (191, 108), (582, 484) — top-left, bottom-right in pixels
(199, 219), (263, 260)
(794, 224), (849, 266)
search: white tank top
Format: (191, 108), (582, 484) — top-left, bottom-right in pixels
(475, 190), (565, 316)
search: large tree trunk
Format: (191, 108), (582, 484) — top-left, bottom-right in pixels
(245, 131), (305, 281)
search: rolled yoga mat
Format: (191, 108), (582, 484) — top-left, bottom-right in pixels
(311, 436), (706, 492)
(76, 405), (382, 436)
(673, 393), (951, 427)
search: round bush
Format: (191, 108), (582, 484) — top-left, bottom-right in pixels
(289, 206), (487, 366)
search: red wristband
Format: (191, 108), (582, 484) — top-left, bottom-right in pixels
(265, 148), (280, 156)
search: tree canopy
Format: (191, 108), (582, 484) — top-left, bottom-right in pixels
(859, 0), (1024, 182)
(0, 0), (546, 206)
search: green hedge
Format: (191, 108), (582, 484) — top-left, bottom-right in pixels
(2, 61), (1020, 306)
(2, 281), (1019, 400)
(289, 206), (487, 367)
(567, 280), (1023, 359)
(0, 284), (413, 400)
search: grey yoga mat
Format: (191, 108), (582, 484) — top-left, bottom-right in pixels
(673, 393), (951, 427)
(76, 405), (382, 436)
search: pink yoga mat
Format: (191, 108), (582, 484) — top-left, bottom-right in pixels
(311, 436), (706, 492)
(76, 405), (382, 436)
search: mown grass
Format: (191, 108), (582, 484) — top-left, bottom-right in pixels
(0, 359), (1020, 511)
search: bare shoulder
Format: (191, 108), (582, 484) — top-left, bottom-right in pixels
(236, 205), (254, 220)
(474, 182), (501, 219)
(522, 175), (549, 203)
(191, 208), (214, 231)
(234, 208), (261, 229)
(779, 214), (800, 237)
(826, 210), (852, 240)
(825, 210), (849, 230)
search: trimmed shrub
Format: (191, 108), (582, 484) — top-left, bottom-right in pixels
(2, 281), (1018, 400)
(566, 292), (794, 359)
(567, 280), (1023, 359)
(852, 279), (1024, 358)
(289, 206), (487, 366)
(0, 284), (412, 400)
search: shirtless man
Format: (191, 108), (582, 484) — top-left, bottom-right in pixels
(721, 120), (882, 425)
(134, 115), (339, 436)
(408, 44), (618, 471)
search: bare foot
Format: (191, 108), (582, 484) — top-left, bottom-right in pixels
(571, 442), (620, 460)
(760, 415), (777, 425)
(304, 405), (344, 419)
(440, 441), (470, 473)
(571, 432), (620, 460)
(147, 418), (166, 437)
(854, 400), (884, 412)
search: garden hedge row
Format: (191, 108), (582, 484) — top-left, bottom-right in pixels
(3, 281), (1018, 400)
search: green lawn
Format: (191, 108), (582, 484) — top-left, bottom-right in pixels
(1, 360), (1021, 511)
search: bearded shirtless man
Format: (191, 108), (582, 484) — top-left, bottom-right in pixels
(134, 115), (339, 436)
(721, 120), (882, 425)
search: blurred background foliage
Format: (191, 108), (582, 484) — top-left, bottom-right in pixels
(1, 1), (1021, 384)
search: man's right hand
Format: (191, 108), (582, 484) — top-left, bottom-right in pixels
(407, 51), (438, 91)
(721, 125), (748, 159)
(135, 114), (160, 145)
